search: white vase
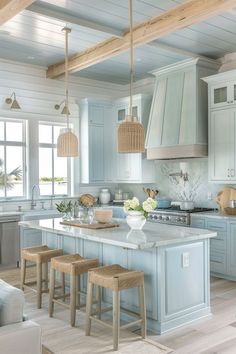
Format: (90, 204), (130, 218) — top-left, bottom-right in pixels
(99, 188), (111, 205)
(126, 211), (146, 230)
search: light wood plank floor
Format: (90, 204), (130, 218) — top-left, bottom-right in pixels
(1, 268), (236, 353)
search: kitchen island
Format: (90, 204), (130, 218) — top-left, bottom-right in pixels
(19, 218), (216, 334)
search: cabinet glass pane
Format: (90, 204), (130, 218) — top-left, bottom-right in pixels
(132, 106), (138, 119)
(118, 108), (126, 121)
(214, 87), (227, 104)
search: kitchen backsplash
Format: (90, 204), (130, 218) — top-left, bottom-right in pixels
(119, 158), (236, 208)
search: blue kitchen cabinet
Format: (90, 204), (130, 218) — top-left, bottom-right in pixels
(191, 216), (230, 278)
(190, 218), (206, 229)
(206, 219), (227, 275)
(203, 71), (236, 183)
(228, 223), (236, 277)
(208, 108), (235, 182)
(20, 227), (42, 248)
(80, 100), (115, 183)
(115, 94), (156, 183)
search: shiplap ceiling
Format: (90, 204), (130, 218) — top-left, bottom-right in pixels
(1, 0), (236, 84)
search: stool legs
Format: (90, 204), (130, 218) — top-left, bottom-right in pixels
(20, 259), (26, 290)
(42, 262), (48, 291)
(36, 261), (42, 309)
(139, 284), (146, 339)
(113, 290), (120, 351)
(61, 272), (65, 301)
(70, 274), (77, 327)
(49, 267), (56, 317)
(85, 281), (93, 336)
(96, 285), (101, 319)
(76, 276), (80, 308)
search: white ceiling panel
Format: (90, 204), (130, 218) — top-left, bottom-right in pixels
(0, 0), (236, 84)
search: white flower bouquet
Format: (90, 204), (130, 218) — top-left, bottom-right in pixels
(123, 197), (157, 218)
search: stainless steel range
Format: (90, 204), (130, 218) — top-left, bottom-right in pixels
(148, 207), (214, 226)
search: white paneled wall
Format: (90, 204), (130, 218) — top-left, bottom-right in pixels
(0, 58), (155, 210)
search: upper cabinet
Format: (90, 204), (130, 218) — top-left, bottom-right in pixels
(210, 81), (236, 109)
(80, 100), (115, 184)
(145, 58), (219, 160)
(114, 95), (155, 183)
(80, 96), (156, 184)
(203, 70), (236, 183)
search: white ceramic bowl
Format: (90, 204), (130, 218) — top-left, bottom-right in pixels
(94, 209), (113, 223)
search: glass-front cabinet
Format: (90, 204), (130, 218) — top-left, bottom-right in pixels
(210, 81), (236, 108)
(117, 105), (139, 122)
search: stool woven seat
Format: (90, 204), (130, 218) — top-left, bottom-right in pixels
(86, 264), (146, 351)
(89, 264), (144, 291)
(21, 245), (63, 309)
(51, 254), (98, 275)
(49, 253), (99, 327)
(21, 245), (63, 263)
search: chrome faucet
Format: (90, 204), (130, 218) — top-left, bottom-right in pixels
(31, 184), (40, 210)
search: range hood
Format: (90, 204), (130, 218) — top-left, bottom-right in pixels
(145, 58), (220, 160)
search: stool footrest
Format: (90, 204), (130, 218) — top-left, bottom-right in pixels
(23, 281), (37, 287)
(90, 316), (113, 329)
(120, 319), (142, 329)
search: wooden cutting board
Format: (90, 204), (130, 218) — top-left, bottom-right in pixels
(216, 187), (236, 211)
(60, 220), (119, 229)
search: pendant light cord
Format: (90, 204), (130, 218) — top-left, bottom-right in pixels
(129, 0), (134, 119)
(63, 27), (70, 130)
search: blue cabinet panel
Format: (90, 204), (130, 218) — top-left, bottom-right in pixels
(20, 228), (42, 248)
(164, 242), (205, 317)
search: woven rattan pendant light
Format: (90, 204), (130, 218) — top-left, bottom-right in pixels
(117, 0), (145, 153)
(57, 27), (78, 157)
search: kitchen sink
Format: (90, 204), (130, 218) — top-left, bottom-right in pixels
(22, 209), (60, 221)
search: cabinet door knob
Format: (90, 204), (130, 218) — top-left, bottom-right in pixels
(228, 168), (230, 177)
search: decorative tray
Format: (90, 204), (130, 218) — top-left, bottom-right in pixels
(60, 219), (119, 229)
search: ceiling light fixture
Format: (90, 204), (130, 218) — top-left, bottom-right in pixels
(117, 0), (145, 153)
(56, 27), (78, 157)
(5, 92), (21, 109)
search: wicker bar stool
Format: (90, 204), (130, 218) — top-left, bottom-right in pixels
(85, 264), (146, 351)
(20, 245), (63, 309)
(49, 254), (99, 327)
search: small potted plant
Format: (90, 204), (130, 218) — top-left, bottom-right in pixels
(55, 200), (73, 220)
(123, 197), (157, 230)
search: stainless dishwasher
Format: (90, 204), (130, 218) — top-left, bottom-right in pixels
(0, 214), (21, 267)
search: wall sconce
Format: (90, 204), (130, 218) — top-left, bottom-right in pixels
(54, 100), (70, 115)
(5, 92), (21, 109)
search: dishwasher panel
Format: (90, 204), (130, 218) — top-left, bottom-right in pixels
(0, 217), (20, 267)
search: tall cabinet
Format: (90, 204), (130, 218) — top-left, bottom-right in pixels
(203, 71), (236, 183)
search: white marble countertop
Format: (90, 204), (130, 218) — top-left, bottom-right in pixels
(191, 211), (236, 220)
(19, 218), (217, 250)
(0, 211), (22, 218)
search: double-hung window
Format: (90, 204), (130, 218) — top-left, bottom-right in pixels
(0, 119), (26, 198)
(39, 122), (70, 196)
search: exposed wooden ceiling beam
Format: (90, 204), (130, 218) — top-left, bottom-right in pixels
(47, 0), (236, 79)
(0, 0), (35, 25)
(27, 1), (123, 38)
